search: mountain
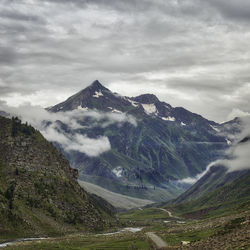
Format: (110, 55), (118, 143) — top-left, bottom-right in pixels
(189, 170), (250, 211)
(166, 168), (250, 221)
(47, 80), (239, 202)
(159, 136), (250, 238)
(174, 135), (250, 204)
(174, 165), (248, 204)
(0, 116), (115, 241)
(49, 80), (142, 115)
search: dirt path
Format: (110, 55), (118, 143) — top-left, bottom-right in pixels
(158, 208), (173, 217)
(146, 232), (167, 249)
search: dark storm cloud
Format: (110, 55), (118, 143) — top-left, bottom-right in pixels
(207, 0), (250, 22)
(0, 0), (249, 122)
(0, 9), (46, 23)
(0, 47), (17, 65)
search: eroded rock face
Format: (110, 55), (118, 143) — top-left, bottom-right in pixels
(0, 116), (115, 237)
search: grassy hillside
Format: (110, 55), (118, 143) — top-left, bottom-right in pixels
(174, 165), (248, 204)
(166, 171), (250, 219)
(0, 116), (115, 242)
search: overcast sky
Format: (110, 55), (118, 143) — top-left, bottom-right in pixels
(0, 0), (250, 122)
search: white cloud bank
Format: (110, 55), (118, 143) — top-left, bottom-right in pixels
(44, 123), (111, 157)
(0, 102), (136, 157)
(219, 116), (250, 173)
(227, 108), (250, 121)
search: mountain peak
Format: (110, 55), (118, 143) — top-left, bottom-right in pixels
(133, 94), (159, 104)
(48, 80), (114, 112)
(88, 80), (108, 91)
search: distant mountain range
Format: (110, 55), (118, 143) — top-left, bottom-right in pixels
(46, 80), (241, 202)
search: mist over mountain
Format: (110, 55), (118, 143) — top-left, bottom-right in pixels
(45, 81), (240, 202)
(174, 128), (250, 204)
(0, 80), (243, 203)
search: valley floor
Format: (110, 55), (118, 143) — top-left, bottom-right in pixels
(78, 180), (154, 210)
(2, 203), (250, 249)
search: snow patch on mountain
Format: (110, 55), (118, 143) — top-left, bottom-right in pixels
(142, 104), (157, 115)
(210, 125), (220, 132)
(93, 91), (104, 98)
(77, 106), (88, 111)
(112, 109), (122, 114)
(127, 98), (139, 107)
(162, 116), (176, 122)
(107, 107), (122, 114)
(112, 166), (123, 178)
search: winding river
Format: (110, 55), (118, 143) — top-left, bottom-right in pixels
(0, 228), (143, 248)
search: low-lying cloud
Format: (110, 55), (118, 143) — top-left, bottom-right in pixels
(1, 0), (250, 123)
(227, 108), (250, 121)
(0, 101), (137, 157)
(44, 123), (111, 157)
(177, 161), (216, 185)
(219, 116), (250, 172)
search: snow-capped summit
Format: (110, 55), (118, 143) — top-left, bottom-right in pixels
(48, 80), (223, 131)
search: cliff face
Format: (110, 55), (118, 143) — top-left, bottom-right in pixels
(0, 116), (115, 240)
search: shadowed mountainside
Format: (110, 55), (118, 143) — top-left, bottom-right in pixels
(0, 116), (115, 242)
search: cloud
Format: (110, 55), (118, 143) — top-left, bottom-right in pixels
(0, 101), (136, 157)
(0, 0), (250, 123)
(177, 161), (217, 185)
(227, 108), (250, 121)
(72, 110), (137, 127)
(179, 116), (250, 184)
(206, 0), (250, 22)
(65, 134), (111, 157)
(43, 123), (111, 157)
(225, 142), (250, 172)
(221, 116), (250, 172)
(0, 101), (137, 129)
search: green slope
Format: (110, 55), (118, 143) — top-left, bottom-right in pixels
(174, 165), (247, 203)
(167, 171), (250, 218)
(0, 116), (115, 242)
